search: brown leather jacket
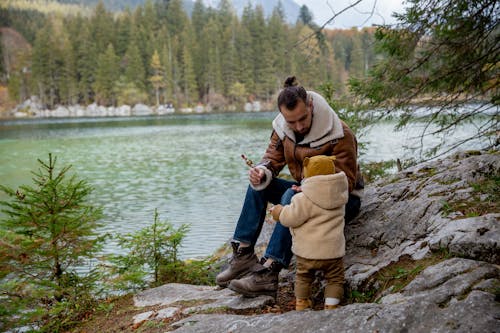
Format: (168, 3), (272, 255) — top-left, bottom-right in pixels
(252, 91), (361, 194)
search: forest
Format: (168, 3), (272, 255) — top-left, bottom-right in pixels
(0, 0), (377, 111)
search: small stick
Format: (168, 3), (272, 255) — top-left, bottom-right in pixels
(241, 154), (255, 168)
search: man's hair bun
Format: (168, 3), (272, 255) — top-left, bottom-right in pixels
(278, 76), (307, 110)
(283, 76), (299, 88)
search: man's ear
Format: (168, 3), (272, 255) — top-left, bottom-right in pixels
(303, 157), (310, 167)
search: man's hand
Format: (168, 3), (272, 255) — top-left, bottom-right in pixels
(248, 167), (265, 186)
(292, 184), (302, 192)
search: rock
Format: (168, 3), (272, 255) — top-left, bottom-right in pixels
(132, 103), (153, 116)
(134, 283), (274, 310)
(344, 151), (499, 289)
(132, 283), (274, 329)
(170, 259), (499, 332)
(132, 150), (500, 332)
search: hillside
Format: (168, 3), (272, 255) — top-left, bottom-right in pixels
(0, 27), (31, 75)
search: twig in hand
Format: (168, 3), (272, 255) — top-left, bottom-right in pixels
(241, 154), (255, 168)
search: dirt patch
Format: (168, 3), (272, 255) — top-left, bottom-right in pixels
(71, 283), (298, 332)
(72, 294), (170, 333)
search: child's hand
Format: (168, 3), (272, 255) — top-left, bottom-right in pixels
(292, 184), (302, 192)
(269, 204), (283, 221)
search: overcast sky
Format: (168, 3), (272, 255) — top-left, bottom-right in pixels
(294, 0), (406, 28)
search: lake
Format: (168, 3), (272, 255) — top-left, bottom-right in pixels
(0, 112), (489, 260)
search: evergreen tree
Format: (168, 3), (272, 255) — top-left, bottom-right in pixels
(191, 0), (207, 40)
(180, 43), (197, 107)
(124, 39), (146, 91)
(94, 43), (119, 106)
(177, 21), (198, 106)
(268, 3), (291, 91)
(0, 33), (5, 82)
(74, 23), (97, 104)
(350, 0), (499, 158)
(164, 0), (188, 37)
(31, 20), (60, 108)
(59, 32), (79, 105)
(90, 1), (115, 55)
(235, 14), (254, 96)
(115, 9), (133, 57)
(202, 18), (224, 101)
(160, 39), (175, 105)
(0, 154), (104, 331)
(220, 15), (240, 96)
(298, 5), (314, 26)
(191, 2), (209, 99)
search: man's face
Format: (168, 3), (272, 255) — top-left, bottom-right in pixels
(280, 99), (313, 136)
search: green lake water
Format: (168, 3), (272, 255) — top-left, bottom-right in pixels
(0, 112), (490, 259)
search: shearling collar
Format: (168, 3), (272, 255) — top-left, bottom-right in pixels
(272, 91), (344, 148)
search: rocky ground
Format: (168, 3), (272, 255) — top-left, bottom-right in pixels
(74, 150), (499, 332)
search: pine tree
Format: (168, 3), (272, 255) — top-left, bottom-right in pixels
(268, 3), (291, 91)
(202, 18), (224, 101)
(73, 21), (97, 104)
(298, 5), (314, 26)
(115, 10), (132, 57)
(31, 21), (53, 107)
(90, 1), (115, 55)
(124, 39), (146, 91)
(191, 0), (207, 40)
(94, 43), (119, 106)
(220, 17), (239, 96)
(164, 0), (188, 37)
(180, 22), (199, 105)
(59, 33), (79, 105)
(160, 40), (174, 105)
(0, 154), (104, 330)
(0, 34), (5, 81)
(350, 0), (499, 158)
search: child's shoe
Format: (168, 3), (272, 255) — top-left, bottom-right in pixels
(324, 304), (339, 310)
(295, 298), (312, 311)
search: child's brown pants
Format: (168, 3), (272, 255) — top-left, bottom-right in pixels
(295, 256), (344, 300)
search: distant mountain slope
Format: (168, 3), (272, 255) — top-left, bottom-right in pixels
(53, 0), (301, 23)
(0, 27), (31, 75)
(54, 0), (144, 11)
(203, 0), (301, 24)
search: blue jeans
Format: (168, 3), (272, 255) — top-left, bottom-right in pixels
(233, 177), (361, 267)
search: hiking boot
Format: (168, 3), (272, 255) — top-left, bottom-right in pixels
(227, 261), (282, 298)
(215, 242), (258, 288)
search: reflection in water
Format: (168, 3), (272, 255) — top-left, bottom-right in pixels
(0, 113), (489, 259)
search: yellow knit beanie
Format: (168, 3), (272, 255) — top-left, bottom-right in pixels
(303, 155), (336, 178)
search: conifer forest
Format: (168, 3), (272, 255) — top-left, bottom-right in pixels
(0, 0), (378, 110)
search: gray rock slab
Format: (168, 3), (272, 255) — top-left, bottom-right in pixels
(344, 152), (499, 288)
(171, 289), (499, 333)
(133, 283), (274, 311)
(132, 307), (179, 324)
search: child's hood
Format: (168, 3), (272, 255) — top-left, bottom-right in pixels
(300, 172), (349, 209)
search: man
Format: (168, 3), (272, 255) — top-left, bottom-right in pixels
(216, 76), (363, 297)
